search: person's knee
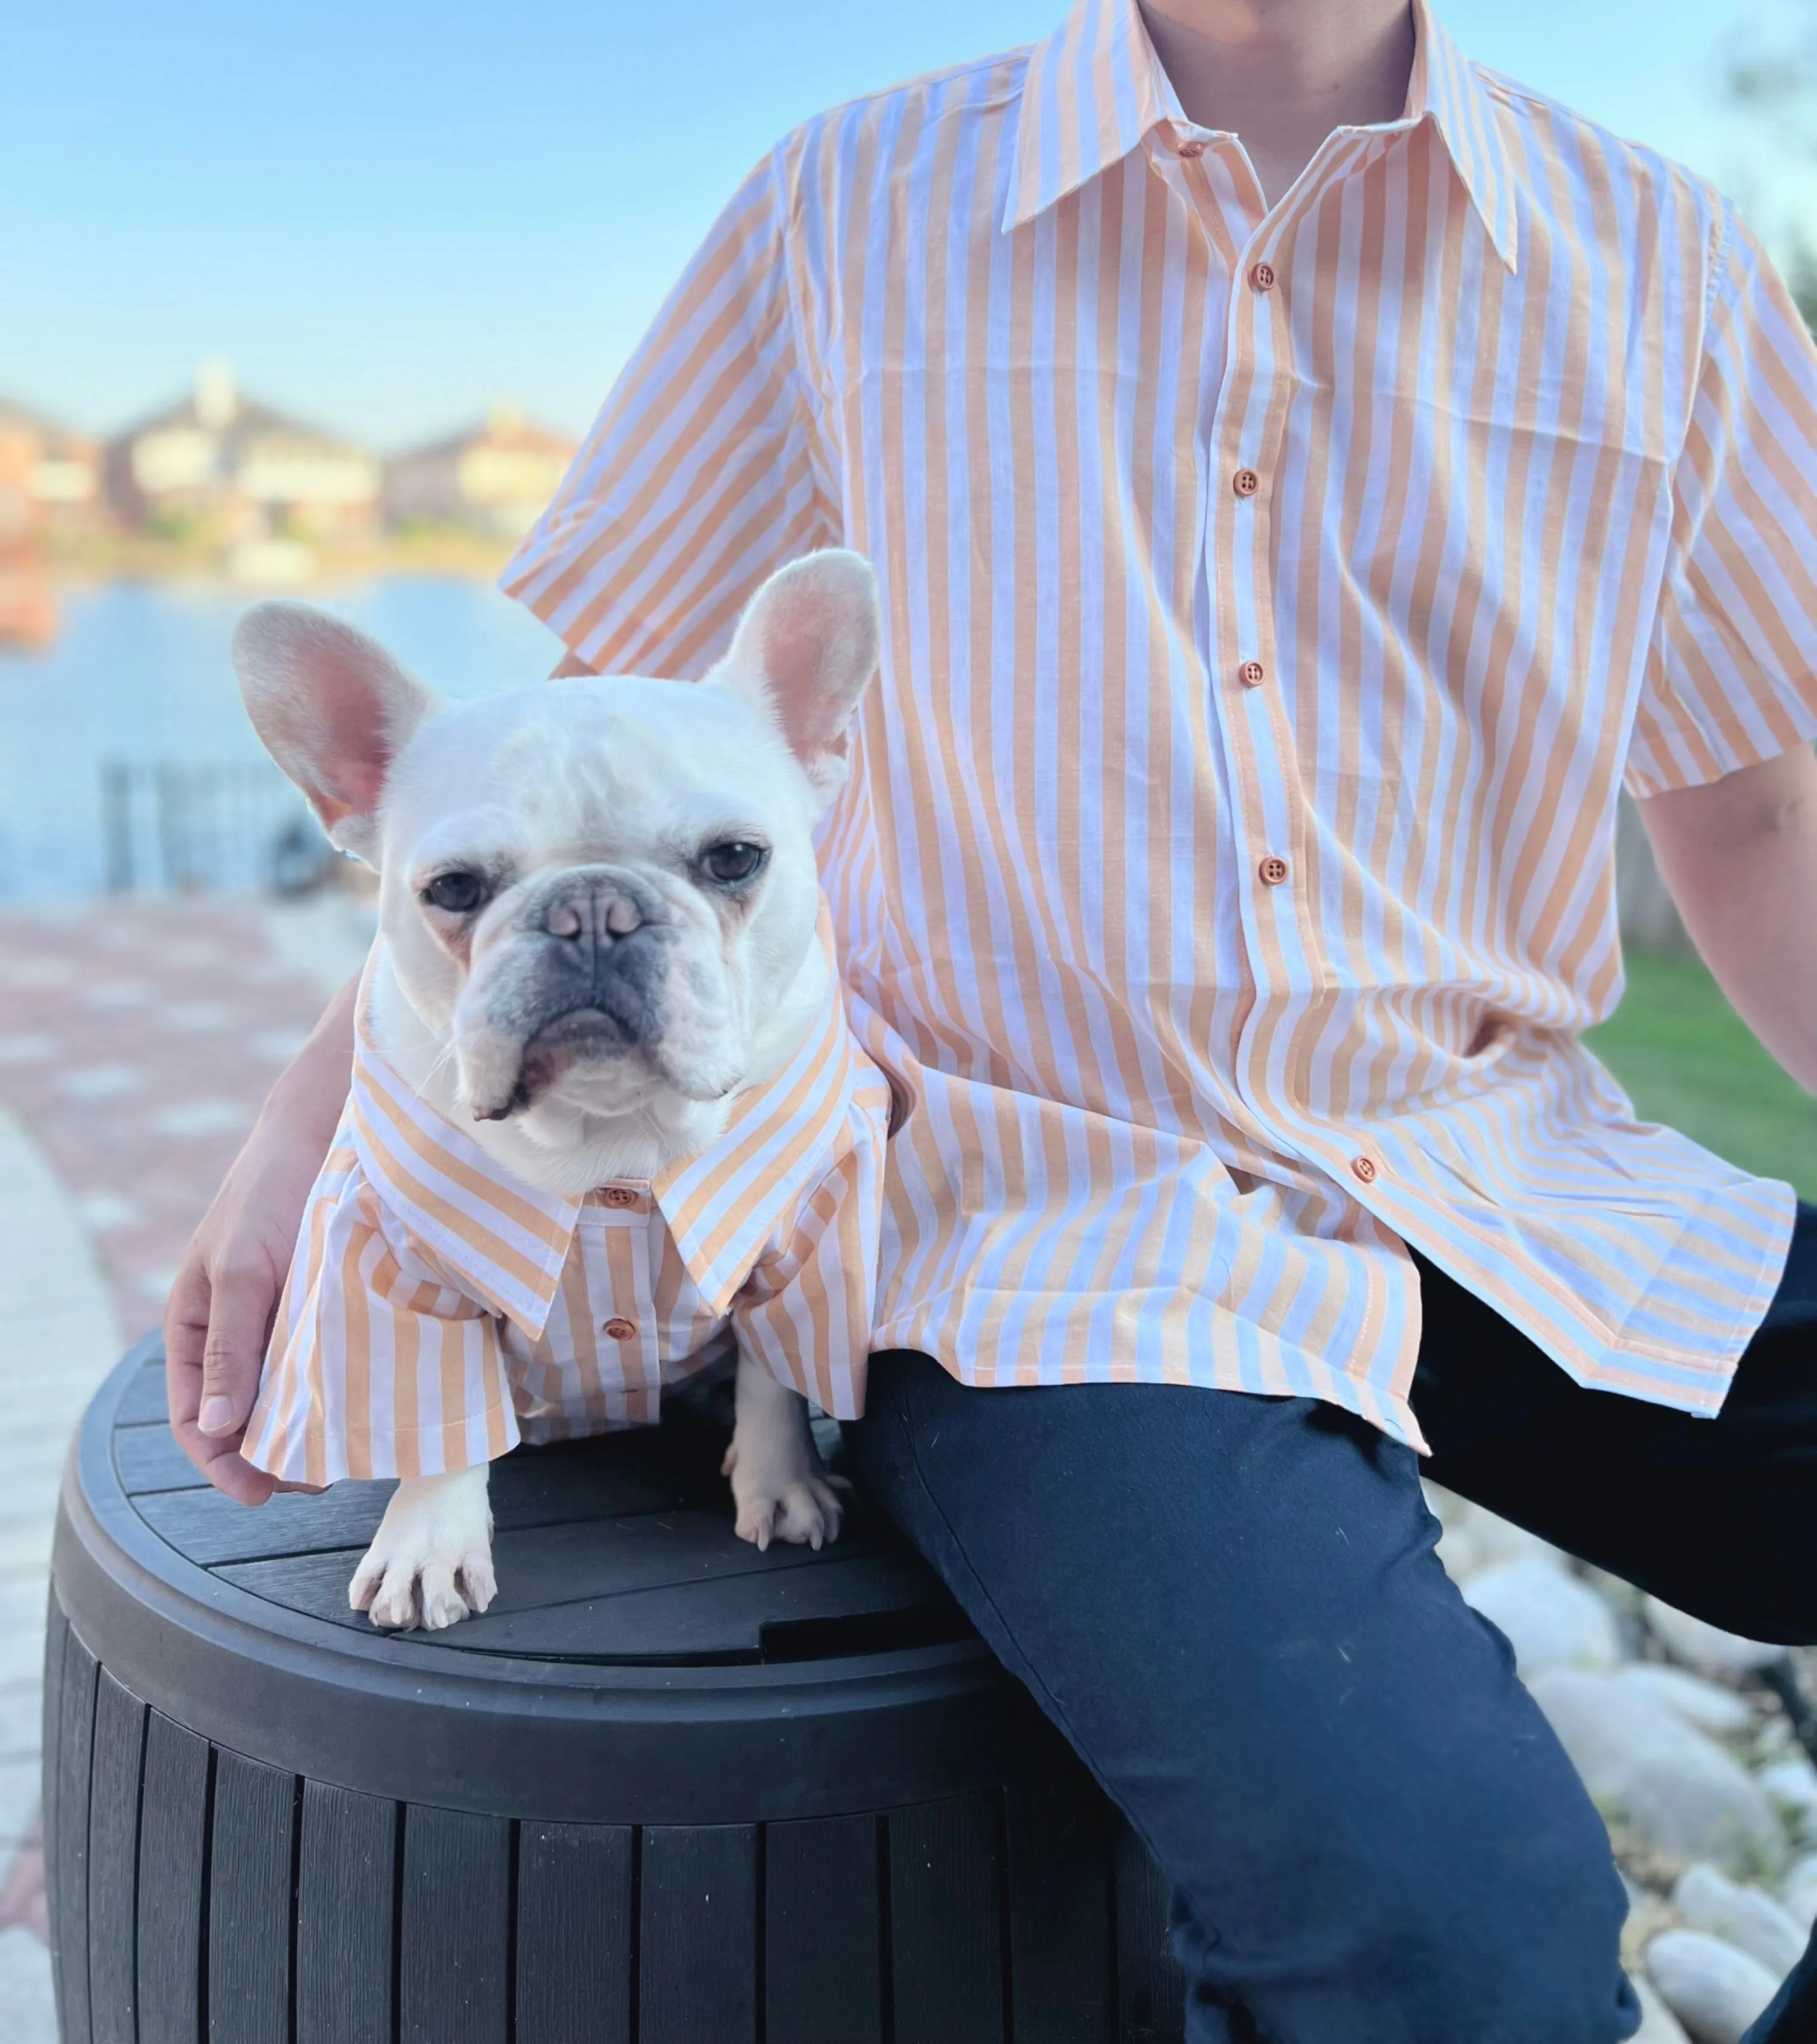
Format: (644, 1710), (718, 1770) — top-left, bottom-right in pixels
(1346, 1865), (1639, 2044)
(1174, 1803), (1639, 2044)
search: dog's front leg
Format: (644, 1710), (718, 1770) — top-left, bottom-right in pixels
(348, 1465), (497, 1630)
(722, 1352), (848, 1551)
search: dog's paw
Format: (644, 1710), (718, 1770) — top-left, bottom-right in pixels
(348, 1472), (496, 1631)
(723, 1362), (851, 1552)
(737, 1474), (849, 1552)
(350, 1537), (496, 1631)
(725, 1440), (849, 1552)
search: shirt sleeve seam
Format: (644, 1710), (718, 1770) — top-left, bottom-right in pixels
(769, 134), (840, 543)
(1671, 202), (1736, 467)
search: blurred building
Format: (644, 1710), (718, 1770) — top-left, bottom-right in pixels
(0, 398), (104, 532)
(0, 403), (86, 647)
(383, 404), (577, 537)
(104, 360), (380, 543)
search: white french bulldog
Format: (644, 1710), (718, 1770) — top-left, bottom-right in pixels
(230, 551), (884, 1629)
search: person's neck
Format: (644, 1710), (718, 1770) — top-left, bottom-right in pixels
(1138, 0), (1417, 208)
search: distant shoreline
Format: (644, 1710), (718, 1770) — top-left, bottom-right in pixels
(46, 527), (518, 591)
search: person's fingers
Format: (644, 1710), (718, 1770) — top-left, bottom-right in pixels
(197, 1257), (275, 1438)
(163, 1255), (211, 1431)
(172, 1419), (279, 1506)
(164, 1247), (283, 1503)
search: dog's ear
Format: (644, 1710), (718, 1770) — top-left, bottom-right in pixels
(232, 602), (436, 865)
(709, 551), (881, 807)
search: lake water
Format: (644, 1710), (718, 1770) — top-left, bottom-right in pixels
(0, 577), (563, 900)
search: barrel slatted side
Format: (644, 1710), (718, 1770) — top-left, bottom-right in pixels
(515, 1823), (633, 2044)
(48, 1344), (1187, 2040)
(45, 1602), (96, 2044)
(297, 1782), (397, 2044)
(44, 1605), (1184, 2044)
(764, 1813), (881, 2044)
(136, 1714), (209, 2042)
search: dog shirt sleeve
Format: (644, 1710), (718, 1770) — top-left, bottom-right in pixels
(240, 1141), (524, 1486)
(727, 1078), (891, 1422)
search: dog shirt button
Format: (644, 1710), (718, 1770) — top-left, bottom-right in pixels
(601, 1186), (639, 1208)
(1350, 1155), (1379, 1185)
(1258, 854), (1290, 886)
(602, 1317), (638, 1341)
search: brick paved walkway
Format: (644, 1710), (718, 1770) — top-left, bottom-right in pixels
(0, 896), (373, 1333)
(0, 892), (370, 2035)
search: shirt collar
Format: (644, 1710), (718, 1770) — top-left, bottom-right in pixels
(653, 904), (868, 1314)
(348, 904), (863, 1332)
(1004, 0), (1518, 270)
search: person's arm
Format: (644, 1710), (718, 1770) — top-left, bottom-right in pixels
(1641, 747), (1817, 1093)
(498, 141), (832, 684)
(164, 977), (354, 1501)
(1623, 206), (1817, 1072)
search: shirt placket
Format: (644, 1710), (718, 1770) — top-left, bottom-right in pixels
(1183, 126), (1394, 1194)
(593, 1185), (665, 1419)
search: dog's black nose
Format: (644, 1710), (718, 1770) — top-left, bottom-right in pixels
(543, 885), (646, 944)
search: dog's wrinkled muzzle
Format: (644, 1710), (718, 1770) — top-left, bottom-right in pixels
(457, 867), (679, 1120)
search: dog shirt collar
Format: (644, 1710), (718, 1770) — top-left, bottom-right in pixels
(347, 901), (865, 1334)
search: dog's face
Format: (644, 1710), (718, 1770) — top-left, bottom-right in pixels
(232, 552), (879, 1137)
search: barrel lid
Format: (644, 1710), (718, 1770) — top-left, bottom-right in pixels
(104, 1337), (964, 1668)
(52, 1339), (1038, 1824)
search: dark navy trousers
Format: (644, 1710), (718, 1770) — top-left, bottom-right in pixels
(846, 1205), (1817, 2043)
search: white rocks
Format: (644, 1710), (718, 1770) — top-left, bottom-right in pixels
(1672, 1862), (1807, 1978)
(1529, 1671), (1782, 1868)
(1612, 1666), (1757, 1739)
(1645, 1930), (1779, 2044)
(1633, 1979), (1694, 2043)
(1644, 1598), (1784, 1678)
(1624, 1750), (1784, 1874)
(1462, 1557), (1621, 1676)
(1758, 1758), (1817, 1835)
(1424, 1484), (1559, 1584)
(1781, 1854), (1817, 1933)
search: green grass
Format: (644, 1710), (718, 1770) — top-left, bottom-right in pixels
(1583, 947), (1817, 1199)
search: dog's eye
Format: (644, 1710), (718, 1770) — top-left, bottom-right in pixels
(701, 841), (767, 886)
(424, 870), (487, 914)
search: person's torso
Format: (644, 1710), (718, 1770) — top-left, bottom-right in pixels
(785, 19), (1710, 1144)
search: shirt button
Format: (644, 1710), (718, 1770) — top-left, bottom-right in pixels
(602, 1317), (638, 1341)
(1178, 138), (1206, 158)
(1249, 261), (1277, 291)
(601, 1185), (639, 1208)
(1350, 1155), (1379, 1185)
(1233, 468), (1260, 498)
(1258, 855), (1290, 886)
(1239, 659), (1266, 687)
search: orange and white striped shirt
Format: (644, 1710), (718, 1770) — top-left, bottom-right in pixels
(242, 923), (891, 1486)
(503, 0), (1817, 1450)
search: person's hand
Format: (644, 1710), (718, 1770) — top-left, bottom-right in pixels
(163, 978), (356, 1502)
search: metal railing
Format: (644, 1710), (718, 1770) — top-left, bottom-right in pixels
(99, 760), (335, 897)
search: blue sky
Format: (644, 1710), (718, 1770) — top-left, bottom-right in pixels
(2, 0), (1809, 449)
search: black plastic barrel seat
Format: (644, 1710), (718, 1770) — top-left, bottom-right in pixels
(45, 1337), (1187, 2043)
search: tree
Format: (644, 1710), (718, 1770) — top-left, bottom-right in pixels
(1728, 4), (1817, 332)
